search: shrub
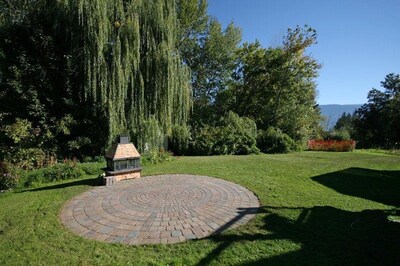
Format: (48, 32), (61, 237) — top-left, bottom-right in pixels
(257, 127), (296, 153)
(19, 161), (103, 188)
(220, 112), (258, 139)
(0, 161), (18, 190)
(9, 148), (46, 170)
(141, 149), (173, 165)
(308, 140), (356, 152)
(190, 112), (260, 156)
(189, 125), (218, 155)
(1, 118), (47, 170)
(325, 129), (351, 141)
(212, 126), (260, 155)
(82, 156), (93, 163)
(93, 156), (105, 163)
(19, 170), (43, 188)
(42, 160), (83, 182)
(78, 163), (104, 175)
(82, 156), (105, 163)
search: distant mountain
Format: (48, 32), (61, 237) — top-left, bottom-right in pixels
(319, 104), (363, 129)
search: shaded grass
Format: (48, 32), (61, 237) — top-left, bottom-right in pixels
(0, 151), (399, 265)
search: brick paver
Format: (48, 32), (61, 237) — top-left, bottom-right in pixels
(60, 174), (259, 245)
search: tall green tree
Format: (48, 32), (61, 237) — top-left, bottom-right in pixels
(353, 73), (400, 148)
(0, 0), (88, 157)
(217, 26), (321, 143)
(175, 0), (208, 58)
(189, 19), (242, 124)
(0, 0), (193, 158)
(175, 0), (242, 125)
(74, 0), (192, 151)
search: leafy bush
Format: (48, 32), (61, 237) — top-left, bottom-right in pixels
(1, 118), (47, 170)
(190, 112), (260, 155)
(82, 156), (105, 163)
(19, 161), (103, 188)
(213, 126), (260, 155)
(19, 170), (43, 188)
(168, 125), (190, 156)
(221, 112), (258, 138)
(308, 140), (356, 152)
(78, 163), (104, 176)
(8, 148), (46, 170)
(141, 149), (173, 165)
(42, 160), (83, 182)
(0, 161), (18, 190)
(257, 127), (296, 153)
(190, 125), (219, 155)
(325, 129), (351, 141)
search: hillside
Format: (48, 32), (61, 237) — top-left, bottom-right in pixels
(320, 104), (362, 129)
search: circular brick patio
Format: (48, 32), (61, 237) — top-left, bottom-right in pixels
(60, 174), (259, 245)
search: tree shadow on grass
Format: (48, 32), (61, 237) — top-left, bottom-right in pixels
(198, 206), (400, 265)
(19, 177), (102, 193)
(198, 168), (400, 265)
(312, 168), (400, 207)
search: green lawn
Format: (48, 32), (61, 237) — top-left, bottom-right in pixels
(0, 151), (399, 265)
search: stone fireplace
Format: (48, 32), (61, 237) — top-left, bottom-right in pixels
(103, 136), (141, 185)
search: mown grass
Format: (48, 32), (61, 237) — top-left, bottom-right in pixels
(0, 151), (399, 265)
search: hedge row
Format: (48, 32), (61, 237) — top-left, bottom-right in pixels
(308, 140), (356, 152)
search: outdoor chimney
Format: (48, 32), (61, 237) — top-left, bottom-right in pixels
(103, 136), (141, 185)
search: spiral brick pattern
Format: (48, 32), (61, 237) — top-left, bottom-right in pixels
(61, 174), (259, 245)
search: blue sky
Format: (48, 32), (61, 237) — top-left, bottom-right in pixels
(208, 0), (400, 105)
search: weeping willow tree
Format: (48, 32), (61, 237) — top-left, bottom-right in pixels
(63, 0), (192, 151)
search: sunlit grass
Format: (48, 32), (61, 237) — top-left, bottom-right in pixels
(0, 151), (399, 265)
